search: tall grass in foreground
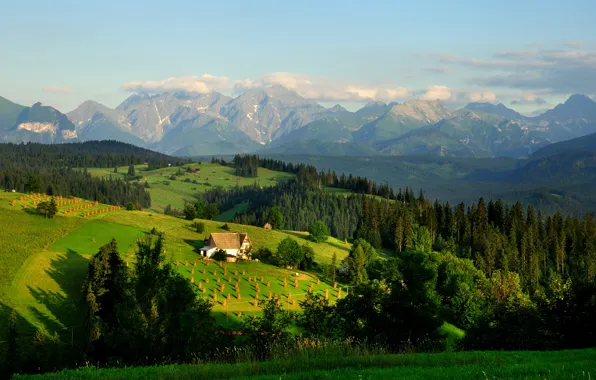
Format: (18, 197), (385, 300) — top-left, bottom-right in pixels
(13, 348), (596, 379)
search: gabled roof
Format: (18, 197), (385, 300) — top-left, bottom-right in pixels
(210, 233), (249, 250)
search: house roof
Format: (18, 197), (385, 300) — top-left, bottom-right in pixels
(210, 233), (249, 250)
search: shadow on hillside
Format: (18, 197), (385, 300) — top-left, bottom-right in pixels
(183, 239), (205, 255)
(25, 249), (88, 342)
(283, 231), (350, 253)
(281, 230), (310, 242)
(325, 240), (350, 253)
(22, 207), (41, 216)
(0, 302), (37, 336)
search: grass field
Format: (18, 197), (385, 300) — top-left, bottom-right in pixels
(84, 163), (294, 214)
(0, 191), (350, 340)
(14, 348), (596, 379)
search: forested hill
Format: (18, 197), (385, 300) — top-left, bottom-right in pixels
(0, 141), (184, 207)
(531, 131), (596, 159)
(0, 140), (184, 169)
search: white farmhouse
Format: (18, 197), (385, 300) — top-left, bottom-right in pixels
(200, 232), (251, 260)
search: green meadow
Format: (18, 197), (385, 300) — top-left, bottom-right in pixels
(15, 348), (596, 380)
(85, 163), (294, 214)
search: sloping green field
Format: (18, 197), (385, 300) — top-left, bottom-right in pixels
(85, 163), (294, 213)
(0, 191), (349, 339)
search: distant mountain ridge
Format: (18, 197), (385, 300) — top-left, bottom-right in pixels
(1, 102), (77, 143)
(1, 90), (596, 158)
(464, 102), (527, 121)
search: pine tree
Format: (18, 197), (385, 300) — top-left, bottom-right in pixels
(348, 245), (368, 284)
(48, 197), (58, 219)
(84, 283), (101, 353)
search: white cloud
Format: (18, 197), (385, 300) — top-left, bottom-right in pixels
(467, 91), (497, 102)
(236, 72), (411, 102)
(123, 72), (411, 103)
(418, 86), (498, 105)
(43, 86), (71, 94)
(121, 74), (233, 93)
(423, 85), (452, 100)
(509, 90), (549, 106)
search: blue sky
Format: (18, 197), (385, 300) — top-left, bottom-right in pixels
(2, 0), (595, 114)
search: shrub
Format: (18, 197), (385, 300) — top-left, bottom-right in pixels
(213, 249), (227, 262)
(275, 237), (303, 268)
(191, 221), (205, 234)
(220, 223), (230, 231)
(126, 201), (135, 211)
(252, 247), (273, 262)
(308, 221), (329, 243)
(169, 175), (177, 180)
(184, 204), (197, 220)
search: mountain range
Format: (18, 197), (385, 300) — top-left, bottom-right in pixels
(1, 88), (596, 158)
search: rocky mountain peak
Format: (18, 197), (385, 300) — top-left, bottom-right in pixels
(389, 99), (452, 122)
(464, 102), (525, 121)
(539, 93), (596, 122)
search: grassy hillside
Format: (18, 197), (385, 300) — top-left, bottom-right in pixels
(85, 162), (294, 214)
(0, 191), (349, 339)
(15, 348), (596, 379)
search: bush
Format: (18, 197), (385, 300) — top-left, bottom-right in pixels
(220, 223), (230, 231)
(308, 221), (329, 243)
(252, 247), (273, 262)
(163, 181), (170, 186)
(184, 204), (197, 220)
(126, 201), (135, 211)
(213, 249), (227, 262)
(169, 175), (177, 181)
(184, 178), (191, 183)
(275, 237), (303, 268)
(300, 244), (315, 270)
(205, 203), (219, 219)
(191, 221), (205, 234)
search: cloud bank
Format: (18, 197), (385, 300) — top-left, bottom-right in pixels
(122, 72), (412, 103)
(437, 47), (596, 96)
(119, 43), (595, 108)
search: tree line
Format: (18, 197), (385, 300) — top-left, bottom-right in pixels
(232, 154), (259, 177)
(0, 141), (178, 207)
(0, 140), (183, 169)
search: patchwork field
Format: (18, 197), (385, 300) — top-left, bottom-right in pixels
(0, 191), (349, 341)
(84, 162), (294, 214)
